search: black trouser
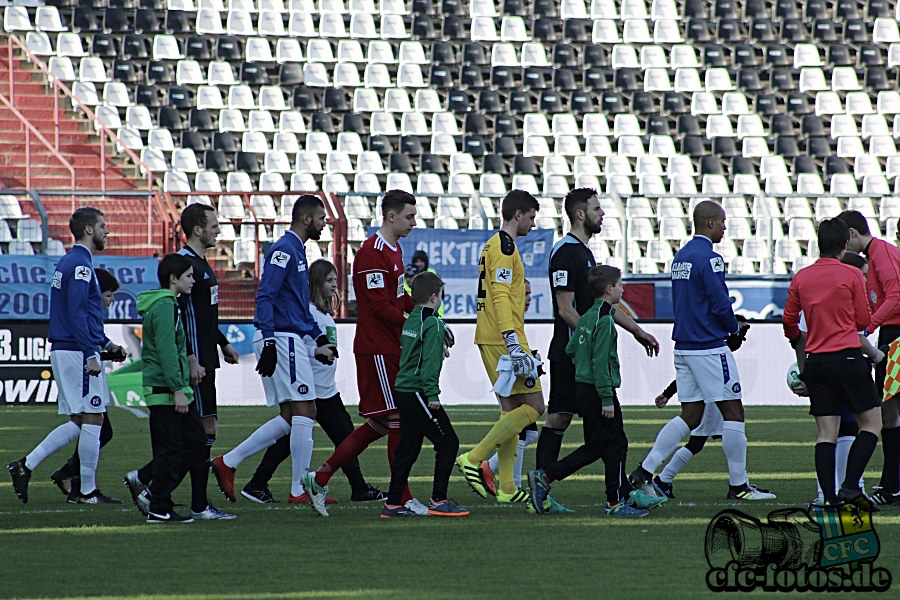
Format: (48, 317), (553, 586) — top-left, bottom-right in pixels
(247, 394), (369, 495)
(387, 391), (459, 506)
(59, 412), (113, 477)
(148, 401), (209, 514)
(545, 384), (632, 505)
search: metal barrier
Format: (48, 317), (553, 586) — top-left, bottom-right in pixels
(0, 92), (75, 189)
(6, 34), (154, 192)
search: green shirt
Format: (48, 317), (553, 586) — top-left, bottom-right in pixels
(394, 305), (446, 402)
(565, 299), (620, 406)
(137, 289), (194, 407)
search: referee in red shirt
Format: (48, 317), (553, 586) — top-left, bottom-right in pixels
(839, 210), (900, 506)
(783, 217), (882, 509)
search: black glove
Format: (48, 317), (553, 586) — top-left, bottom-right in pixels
(726, 330), (747, 352)
(316, 334), (338, 359)
(531, 349), (546, 377)
(100, 347), (127, 362)
(256, 339), (277, 377)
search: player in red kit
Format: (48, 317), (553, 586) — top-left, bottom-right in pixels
(301, 190), (435, 516)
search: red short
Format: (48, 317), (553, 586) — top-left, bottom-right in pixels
(355, 353), (400, 418)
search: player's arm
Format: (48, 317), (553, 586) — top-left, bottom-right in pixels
(489, 245), (518, 336)
(153, 303), (188, 392)
(612, 309), (660, 357)
(869, 246), (900, 329)
(551, 248), (582, 330)
(782, 278), (802, 343)
(656, 380), (676, 408)
(860, 334), (885, 363)
(704, 257), (740, 335)
(256, 251), (292, 339)
(852, 270), (872, 333)
(65, 268), (101, 364)
(420, 317), (444, 404)
(555, 291), (581, 330)
(591, 316), (616, 416)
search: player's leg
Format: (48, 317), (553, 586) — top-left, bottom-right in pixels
(195, 368), (218, 459)
(76, 368), (119, 502)
(416, 396), (466, 516)
(10, 351), (83, 503)
(535, 360), (577, 470)
(147, 405), (190, 521)
(838, 353), (883, 506)
(185, 401), (235, 520)
(315, 393), (383, 501)
(53, 410), (113, 496)
(485, 424), (538, 493)
(630, 353), (706, 488)
(212, 335), (294, 501)
(806, 352), (849, 504)
(602, 395), (659, 515)
(874, 325), (900, 504)
(383, 392), (426, 517)
(656, 435), (707, 498)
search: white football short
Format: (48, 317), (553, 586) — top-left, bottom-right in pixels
(50, 350), (109, 416)
(691, 403), (725, 437)
(673, 347), (742, 404)
(253, 331), (317, 407)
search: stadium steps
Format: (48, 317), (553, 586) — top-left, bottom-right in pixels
(0, 40), (141, 191)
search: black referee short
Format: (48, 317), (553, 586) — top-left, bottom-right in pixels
(804, 350), (880, 417)
(193, 368), (217, 418)
(548, 359), (580, 416)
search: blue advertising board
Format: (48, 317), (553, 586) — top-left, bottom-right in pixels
(0, 255), (159, 320)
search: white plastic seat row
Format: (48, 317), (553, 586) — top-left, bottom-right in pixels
(591, 19), (683, 44)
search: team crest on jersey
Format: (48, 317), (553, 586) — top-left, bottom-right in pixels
(553, 270), (568, 287)
(204, 272), (210, 279)
(74, 266), (92, 282)
(367, 272), (385, 289)
(732, 382), (741, 394)
(298, 384), (309, 395)
(89, 395), (102, 408)
(710, 257), (725, 273)
(871, 290), (878, 304)
(51, 271), (62, 289)
(495, 268), (512, 283)
(525, 378), (536, 389)
(270, 251), (290, 268)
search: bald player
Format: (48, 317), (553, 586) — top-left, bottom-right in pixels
(629, 201), (774, 501)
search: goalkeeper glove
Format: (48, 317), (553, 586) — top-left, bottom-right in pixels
(504, 331), (538, 377)
(256, 339), (278, 377)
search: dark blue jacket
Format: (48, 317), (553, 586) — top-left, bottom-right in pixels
(670, 236), (739, 350)
(48, 244), (110, 359)
(254, 230), (323, 340)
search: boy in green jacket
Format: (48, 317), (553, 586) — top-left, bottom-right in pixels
(139, 254), (235, 523)
(381, 272), (469, 518)
(528, 266), (666, 517)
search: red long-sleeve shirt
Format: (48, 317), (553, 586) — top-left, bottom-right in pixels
(783, 258), (870, 354)
(864, 238), (900, 329)
(352, 232), (415, 355)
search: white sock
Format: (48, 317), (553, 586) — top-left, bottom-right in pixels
(659, 447), (694, 484)
(290, 415), (315, 497)
(513, 429), (539, 488)
(642, 416), (691, 473)
(722, 421), (748, 487)
(834, 435), (864, 491)
(25, 421), (81, 471)
(224, 416), (291, 469)
(487, 452), (499, 474)
(78, 423), (102, 494)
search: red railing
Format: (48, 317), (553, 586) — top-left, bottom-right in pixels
(7, 34), (153, 192)
(164, 190), (349, 316)
(0, 90), (75, 188)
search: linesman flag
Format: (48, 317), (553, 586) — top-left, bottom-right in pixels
(882, 338), (900, 402)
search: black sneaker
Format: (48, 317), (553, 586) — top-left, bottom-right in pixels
(869, 487), (900, 506)
(8, 458), (31, 504)
(66, 476), (81, 504)
(77, 488), (124, 504)
(628, 465), (652, 491)
(652, 476), (675, 499)
(351, 484), (386, 503)
(50, 463), (75, 496)
(839, 488), (880, 513)
(240, 485), (279, 504)
(147, 510), (194, 524)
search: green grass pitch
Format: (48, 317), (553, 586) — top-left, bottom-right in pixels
(0, 405), (898, 600)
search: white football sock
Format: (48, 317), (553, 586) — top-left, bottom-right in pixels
(835, 435), (864, 490)
(290, 416), (315, 497)
(642, 416), (690, 473)
(659, 447), (694, 484)
(722, 421), (748, 487)
(224, 416), (291, 469)
(78, 423), (102, 494)
(513, 429), (538, 488)
(25, 421), (81, 471)
(487, 452), (499, 474)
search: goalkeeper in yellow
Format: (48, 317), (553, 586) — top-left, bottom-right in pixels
(456, 190), (544, 503)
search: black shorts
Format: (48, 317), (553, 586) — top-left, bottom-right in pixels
(875, 324), (900, 391)
(804, 350), (880, 417)
(193, 368), (217, 418)
(548, 360), (579, 416)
